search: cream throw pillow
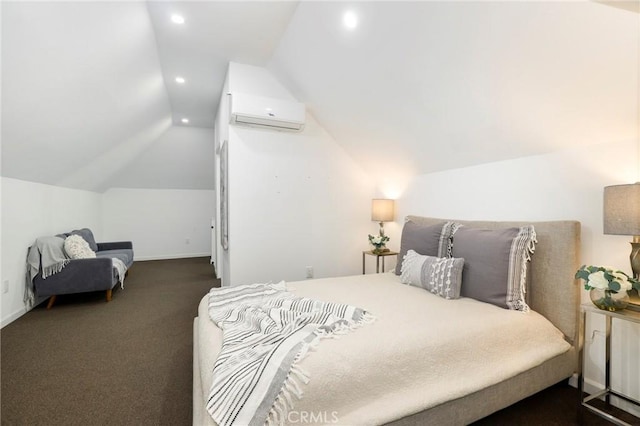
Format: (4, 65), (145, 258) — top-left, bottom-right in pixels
(64, 234), (96, 259)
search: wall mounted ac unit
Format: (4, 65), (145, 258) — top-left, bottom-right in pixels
(229, 93), (306, 132)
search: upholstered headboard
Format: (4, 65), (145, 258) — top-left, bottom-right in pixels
(406, 216), (582, 345)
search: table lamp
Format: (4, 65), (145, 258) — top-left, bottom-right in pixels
(371, 199), (395, 237)
(604, 183), (640, 277)
(604, 183), (640, 310)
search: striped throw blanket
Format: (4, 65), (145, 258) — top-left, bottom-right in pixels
(206, 281), (373, 426)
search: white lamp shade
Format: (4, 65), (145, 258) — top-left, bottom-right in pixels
(603, 183), (640, 235)
(371, 199), (394, 222)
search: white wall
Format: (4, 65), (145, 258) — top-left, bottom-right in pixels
(218, 62), (375, 287)
(1, 177), (102, 327)
(392, 139), (640, 416)
(102, 188), (215, 261)
(394, 140), (638, 265)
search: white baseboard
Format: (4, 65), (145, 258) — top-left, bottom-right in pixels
(1, 306), (27, 328)
(568, 373), (579, 388)
(134, 253), (211, 261)
(582, 377), (605, 394)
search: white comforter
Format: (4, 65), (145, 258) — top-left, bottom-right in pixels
(197, 273), (570, 425)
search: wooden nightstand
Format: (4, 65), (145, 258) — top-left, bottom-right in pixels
(362, 250), (398, 274)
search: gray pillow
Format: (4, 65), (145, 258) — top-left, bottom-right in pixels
(400, 250), (464, 299)
(451, 225), (536, 311)
(70, 228), (98, 252)
(395, 221), (452, 275)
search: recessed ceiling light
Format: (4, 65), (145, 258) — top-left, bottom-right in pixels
(181, 118), (189, 124)
(343, 10), (358, 30)
(171, 14), (185, 24)
(175, 76), (185, 84)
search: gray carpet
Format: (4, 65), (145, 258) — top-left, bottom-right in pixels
(2, 257), (638, 425)
(1, 257), (217, 426)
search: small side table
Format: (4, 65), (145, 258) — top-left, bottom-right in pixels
(362, 250), (398, 274)
(579, 303), (640, 425)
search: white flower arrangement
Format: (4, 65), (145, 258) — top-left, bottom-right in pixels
(575, 265), (640, 293)
(368, 233), (390, 251)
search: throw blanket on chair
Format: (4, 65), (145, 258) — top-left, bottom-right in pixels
(112, 258), (127, 289)
(206, 281), (374, 426)
(25, 236), (70, 306)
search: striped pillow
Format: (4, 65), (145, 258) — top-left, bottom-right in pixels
(395, 220), (457, 275)
(400, 250), (465, 300)
(451, 225), (536, 312)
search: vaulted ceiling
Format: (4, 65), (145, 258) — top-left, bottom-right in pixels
(269, 1), (639, 183)
(2, 1), (639, 192)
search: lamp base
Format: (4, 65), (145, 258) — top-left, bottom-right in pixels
(627, 290), (640, 312)
(628, 241), (640, 311)
(631, 241), (640, 280)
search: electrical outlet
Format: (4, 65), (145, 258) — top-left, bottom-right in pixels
(2, 280), (9, 294)
(306, 266), (314, 279)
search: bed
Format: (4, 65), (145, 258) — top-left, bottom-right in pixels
(193, 216), (581, 425)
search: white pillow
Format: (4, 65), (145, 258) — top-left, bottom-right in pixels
(400, 249), (427, 286)
(64, 234), (96, 259)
